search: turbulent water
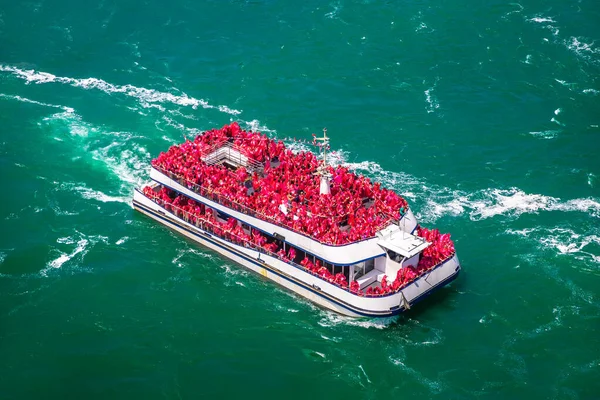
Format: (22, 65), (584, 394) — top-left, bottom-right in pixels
(1, 0), (599, 398)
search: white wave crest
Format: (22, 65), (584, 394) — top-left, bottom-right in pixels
(324, 2), (341, 19)
(283, 138), (313, 154)
(563, 37), (600, 64)
(424, 87), (439, 113)
(89, 142), (151, 194)
(74, 185), (130, 205)
(464, 189), (600, 220)
(43, 233), (108, 276)
(40, 110), (97, 137)
(418, 187), (600, 223)
(0, 93), (73, 113)
(48, 239), (88, 269)
(529, 130), (559, 139)
(243, 119), (276, 134)
(0, 64), (241, 115)
(332, 151), (600, 223)
(171, 247), (215, 268)
(528, 16), (556, 24)
(159, 115), (203, 137)
(506, 227), (600, 264)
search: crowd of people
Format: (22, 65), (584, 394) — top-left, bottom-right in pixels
(144, 186), (252, 245)
(415, 226), (456, 272)
(143, 185), (350, 289)
(151, 122), (409, 245)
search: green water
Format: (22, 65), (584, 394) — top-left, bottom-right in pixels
(1, 0), (599, 398)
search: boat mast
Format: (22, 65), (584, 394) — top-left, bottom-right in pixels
(315, 127), (331, 195)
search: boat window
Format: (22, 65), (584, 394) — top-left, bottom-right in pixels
(365, 258), (375, 273)
(353, 261), (366, 279)
(386, 249), (403, 263)
(352, 259), (375, 280)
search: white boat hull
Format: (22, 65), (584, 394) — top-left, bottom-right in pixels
(133, 189), (461, 317)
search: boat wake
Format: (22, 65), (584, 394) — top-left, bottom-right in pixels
(39, 110), (151, 201)
(506, 227), (600, 266)
(171, 247), (217, 269)
(337, 157), (600, 224)
(73, 185), (131, 205)
(318, 311), (398, 329)
(0, 93), (74, 113)
(0, 64), (242, 115)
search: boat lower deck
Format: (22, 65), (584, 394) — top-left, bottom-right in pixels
(132, 187), (461, 318)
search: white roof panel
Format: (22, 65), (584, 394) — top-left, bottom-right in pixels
(376, 224), (430, 258)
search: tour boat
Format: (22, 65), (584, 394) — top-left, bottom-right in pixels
(132, 123), (461, 317)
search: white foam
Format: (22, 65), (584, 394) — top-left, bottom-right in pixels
(41, 110), (97, 137)
(502, 3), (523, 19)
(389, 357), (444, 393)
(89, 143), (150, 194)
(582, 88), (599, 95)
(282, 138), (312, 155)
(160, 115), (203, 138)
(424, 87), (439, 113)
(172, 248), (187, 268)
(318, 311), (398, 329)
(43, 233), (109, 275)
(538, 228), (600, 263)
(416, 22), (434, 33)
(505, 228), (535, 237)
(74, 185), (130, 204)
(0, 93), (74, 113)
(115, 237), (129, 245)
(563, 37), (600, 64)
(554, 108), (561, 115)
(49, 202), (80, 216)
(324, 3), (341, 19)
(220, 263), (247, 276)
(0, 64), (242, 116)
(554, 79), (571, 86)
(529, 16), (556, 24)
(218, 105), (241, 116)
(506, 227), (600, 265)
(358, 365), (372, 384)
(320, 334), (340, 342)
(171, 247), (215, 268)
(0, 251), (6, 264)
(529, 130), (559, 139)
(422, 188), (600, 223)
(243, 119), (276, 134)
(470, 189), (600, 220)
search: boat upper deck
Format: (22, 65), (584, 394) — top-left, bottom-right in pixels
(151, 123), (409, 246)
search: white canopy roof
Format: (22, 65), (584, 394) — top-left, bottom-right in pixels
(376, 224), (430, 258)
